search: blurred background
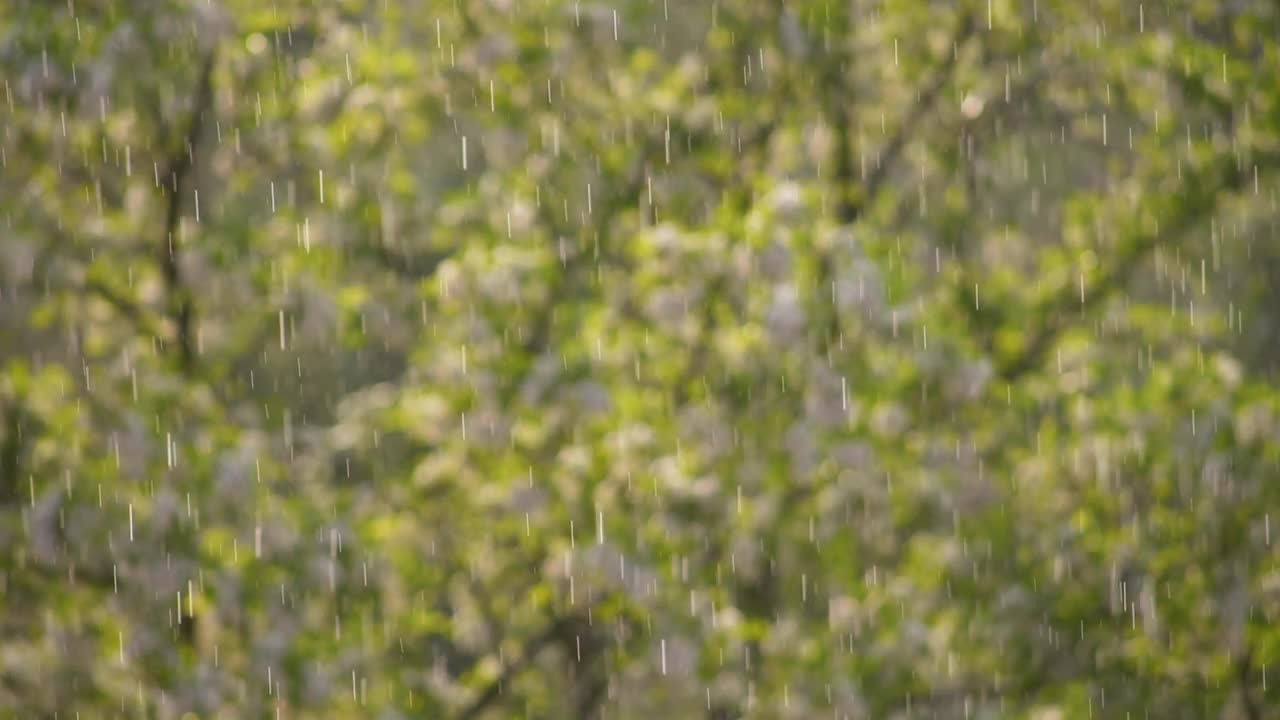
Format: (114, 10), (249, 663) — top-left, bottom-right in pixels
(1, 0), (1279, 717)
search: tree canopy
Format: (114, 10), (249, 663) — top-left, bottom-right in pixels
(2, 0), (1280, 717)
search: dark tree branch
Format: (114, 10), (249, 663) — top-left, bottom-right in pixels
(0, 400), (23, 504)
(30, 212), (171, 351)
(998, 154), (1252, 381)
(455, 614), (578, 720)
(366, 196), (455, 281)
(84, 276), (164, 342)
(834, 11), (975, 228)
(158, 49), (217, 375)
(817, 9), (975, 346)
(1239, 647), (1262, 720)
(500, 134), (656, 407)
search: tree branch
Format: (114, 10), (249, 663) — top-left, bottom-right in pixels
(501, 133), (656, 406)
(998, 154), (1251, 381)
(817, 8), (975, 344)
(158, 49), (217, 375)
(1239, 647), (1262, 720)
(834, 10), (976, 227)
(455, 614), (577, 720)
(84, 276), (165, 342)
(0, 400), (23, 504)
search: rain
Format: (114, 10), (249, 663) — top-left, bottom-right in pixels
(1, 0), (1279, 718)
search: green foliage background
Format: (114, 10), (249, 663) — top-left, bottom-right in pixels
(2, 0), (1279, 717)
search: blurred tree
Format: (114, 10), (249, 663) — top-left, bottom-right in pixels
(1, 0), (1278, 718)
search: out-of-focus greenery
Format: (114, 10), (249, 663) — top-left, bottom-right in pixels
(2, 0), (1279, 717)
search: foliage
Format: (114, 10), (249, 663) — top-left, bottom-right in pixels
(2, 0), (1279, 717)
